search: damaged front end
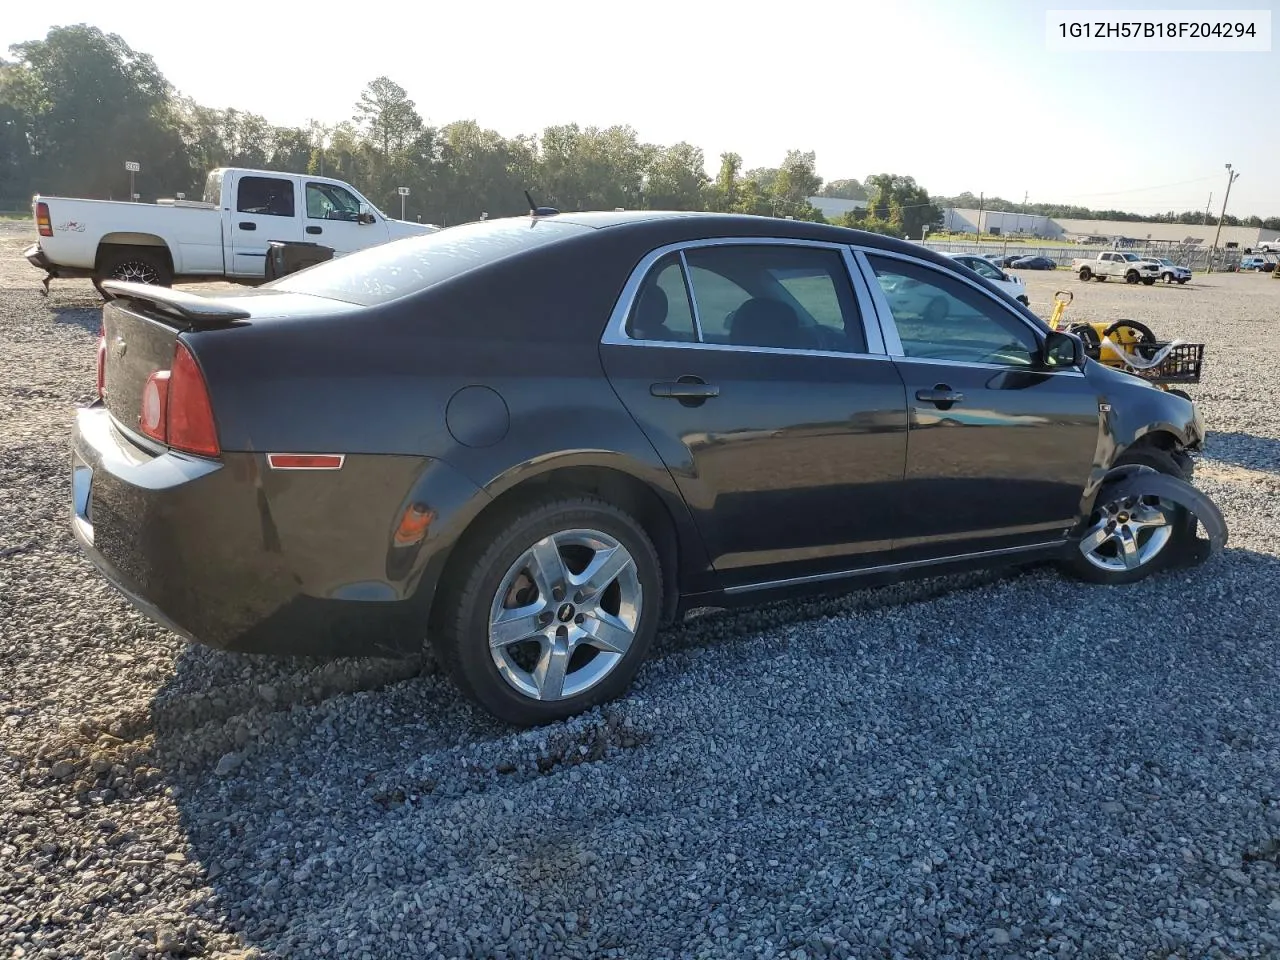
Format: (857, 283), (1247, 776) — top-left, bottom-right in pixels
(1076, 465), (1229, 574)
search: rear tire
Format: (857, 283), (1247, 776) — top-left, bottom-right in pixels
(431, 495), (663, 727)
(1125, 271), (1139, 284)
(94, 247), (173, 291)
(1078, 267), (1092, 281)
(1059, 446), (1196, 586)
(1142, 278), (1156, 286)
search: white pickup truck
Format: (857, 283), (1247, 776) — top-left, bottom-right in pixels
(1071, 251), (1160, 285)
(25, 167), (437, 292)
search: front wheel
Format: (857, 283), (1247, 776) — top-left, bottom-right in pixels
(1142, 278), (1156, 286)
(1125, 271), (1140, 284)
(1177, 277), (1189, 284)
(432, 496), (662, 726)
(1060, 448), (1195, 586)
(1078, 267), (1092, 281)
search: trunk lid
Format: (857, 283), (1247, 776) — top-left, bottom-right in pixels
(98, 281), (361, 444)
(101, 298), (189, 436)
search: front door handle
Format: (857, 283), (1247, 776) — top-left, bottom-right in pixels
(651, 376), (719, 406)
(306, 225), (322, 235)
(916, 384), (964, 409)
(238, 221), (256, 231)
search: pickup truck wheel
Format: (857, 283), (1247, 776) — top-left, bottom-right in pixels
(1078, 267), (1092, 281)
(95, 248), (173, 289)
(1125, 271), (1139, 284)
(1141, 278), (1156, 286)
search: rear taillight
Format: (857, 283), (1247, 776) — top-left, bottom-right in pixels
(135, 340), (220, 457)
(167, 341), (220, 457)
(95, 322), (106, 400)
(36, 201), (52, 238)
(139, 371), (170, 442)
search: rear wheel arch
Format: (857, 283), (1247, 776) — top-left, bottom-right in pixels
(95, 238), (176, 286)
(428, 464), (685, 632)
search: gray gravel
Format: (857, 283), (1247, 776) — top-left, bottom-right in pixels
(2, 241), (1278, 959)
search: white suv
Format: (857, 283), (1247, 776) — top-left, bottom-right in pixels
(1150, 258), (1191, 284)
(946, 253), (1030, 306)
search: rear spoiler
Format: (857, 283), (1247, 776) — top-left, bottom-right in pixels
(99, 280), (251, 327)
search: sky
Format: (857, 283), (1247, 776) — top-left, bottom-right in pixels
(3, 0), (1278, 217)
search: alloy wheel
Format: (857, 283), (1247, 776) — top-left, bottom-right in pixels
(111, 260), (163, 285)
(488, 528), (642, 701)
(1078, 494), (1177, 573)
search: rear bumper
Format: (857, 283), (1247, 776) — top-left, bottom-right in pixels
(69, 403), (481, 657)
(25, 243), (93, 280)
(24, 243), (52, 272)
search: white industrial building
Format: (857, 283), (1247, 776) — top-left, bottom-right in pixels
(941, 207), (1279, 250)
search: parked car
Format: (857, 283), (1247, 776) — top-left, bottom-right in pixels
(1149, 257), (1191, 284)
(1255, 239), (1280, 253)
(945, 252), (1029, 304)
(1010, 255), (1057, 270)
(985, 253), (1023, 268)
(72, 211), (1218, 726)
(1071, 251), (1160, 284)
(26, 166), (438, 292)
(1239, 255), (1275, 272)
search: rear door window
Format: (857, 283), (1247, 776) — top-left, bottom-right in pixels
(237, 176), (295, 218)
(682, 245), (867, 353)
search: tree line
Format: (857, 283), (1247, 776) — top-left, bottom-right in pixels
(2, 25), (1274, 236)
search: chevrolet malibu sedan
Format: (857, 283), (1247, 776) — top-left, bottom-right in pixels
(73, 211), (1216, 726)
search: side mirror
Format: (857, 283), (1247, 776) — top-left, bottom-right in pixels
(357, 205), (376, 225)
(1042, 330), (1083, 369)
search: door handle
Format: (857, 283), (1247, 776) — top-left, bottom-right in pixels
(916, 384), (964, 409)
(238, 222), (256, 231)
(306, 226), (322, 235)
(650, 377), (719, 405)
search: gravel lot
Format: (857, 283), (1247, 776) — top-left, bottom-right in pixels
(2, 226), (1279, 959)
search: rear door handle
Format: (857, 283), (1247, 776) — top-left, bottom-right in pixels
(650, 377), (719, 404)
(238, 222), (256, 231)
(916, 384), (964, 409)
(306, 226), (322, 235)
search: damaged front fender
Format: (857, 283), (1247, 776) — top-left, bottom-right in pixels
(1096, 466), (1229, 567)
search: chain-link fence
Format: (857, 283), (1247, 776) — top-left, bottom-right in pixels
(919, 240), (1249, 272)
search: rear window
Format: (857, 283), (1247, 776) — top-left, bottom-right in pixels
(268, 217), (592, 306)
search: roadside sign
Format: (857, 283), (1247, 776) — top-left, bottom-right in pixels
(397, 187), (410, 196)
(124, 161), (141, 172)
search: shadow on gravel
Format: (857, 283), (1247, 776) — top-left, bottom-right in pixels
(149, 547), (1280, 958)
(1205, 430), (1280, 474)
(48, 303), (102, 335)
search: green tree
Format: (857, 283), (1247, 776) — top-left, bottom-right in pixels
(3, 24), (184, 199)
(642, 141), (708, 209)
(819, 178), (866, 200)
(355, 77), (423, 161)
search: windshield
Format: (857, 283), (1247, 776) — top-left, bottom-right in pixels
(1122, 253), (1141, 261)
(268, 217), (592, 306)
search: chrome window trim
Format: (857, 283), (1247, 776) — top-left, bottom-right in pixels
(851, 246), (1086, 378)
(601, 236), (889, 359)
(675, 249), (705, 342)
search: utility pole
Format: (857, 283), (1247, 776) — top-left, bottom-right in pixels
(1208, 164), (1239, 273)
(1203, 192), (1212, 226)
(976, 192), (984, 244)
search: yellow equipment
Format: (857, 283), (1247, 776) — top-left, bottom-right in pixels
(1046, 290), (1204, 398)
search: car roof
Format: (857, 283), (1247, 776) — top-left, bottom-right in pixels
(500, 209), (935, 258)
